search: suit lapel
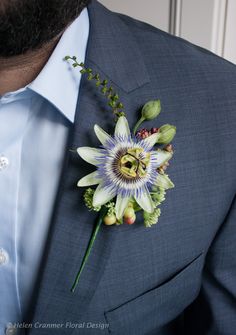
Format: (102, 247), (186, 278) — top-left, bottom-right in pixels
(28, 1), (150, 331)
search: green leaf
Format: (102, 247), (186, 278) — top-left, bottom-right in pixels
(101, 87), (108, 94)
(116, 102), (124, 109)
(109, 101), (116, 108)
(102, 79), (108, 86)
(112, 94), (119, 101)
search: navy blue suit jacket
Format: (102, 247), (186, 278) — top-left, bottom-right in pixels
(27, 1), (236, 334)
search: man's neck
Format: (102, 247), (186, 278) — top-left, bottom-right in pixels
(0, 35), (61, 96)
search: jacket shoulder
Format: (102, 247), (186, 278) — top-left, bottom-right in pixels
(116, 11), (236, 77)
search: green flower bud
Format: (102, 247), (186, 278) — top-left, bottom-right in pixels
(157, 124), (176, 144)
(133, 100), (161, 135)
(141, 100), (161, 120)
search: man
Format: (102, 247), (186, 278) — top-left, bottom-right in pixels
(0, 0), (235, 334)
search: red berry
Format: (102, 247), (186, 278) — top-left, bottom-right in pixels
(124, 215), (136, 225)
(136, 128), (152, 139)
(151, 127), (159, 134)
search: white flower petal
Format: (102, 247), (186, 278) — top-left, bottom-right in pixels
(152, 149), (173, 167)
(93, 184), (116, 207)
(141, 132), (160, 150)
(154, 174), (174, 189)
(115, 194), (130, 220)
(135, 189), (154, 213)
(77, 147), (104, 166)
(77, 171), (101, 187)
(115, 116), (130, 138)
(94, 124), (112, 146)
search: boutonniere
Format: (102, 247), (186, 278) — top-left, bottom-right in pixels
(64, 56), (176, 292)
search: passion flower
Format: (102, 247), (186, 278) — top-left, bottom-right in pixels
(77, 116), (172, 220)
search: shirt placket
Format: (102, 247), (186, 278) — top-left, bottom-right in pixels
(0, 97), (30, 335)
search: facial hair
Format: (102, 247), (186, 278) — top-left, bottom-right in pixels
(0, 0), (90, 57)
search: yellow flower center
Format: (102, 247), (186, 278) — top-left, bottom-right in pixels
(119, 148), (150, 179)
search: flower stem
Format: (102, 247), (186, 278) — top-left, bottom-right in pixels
(71, 206), (107, 293)
(133, 116), (145, 135)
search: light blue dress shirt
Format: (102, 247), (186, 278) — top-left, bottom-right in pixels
(0, 8), (89, 334)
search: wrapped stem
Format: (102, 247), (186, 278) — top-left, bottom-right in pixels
(71, 206), (107, 292)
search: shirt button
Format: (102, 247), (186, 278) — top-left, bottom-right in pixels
(5, 324), (17, 335)
(0, 248), (9, 265)
(0, 156), (9, 170)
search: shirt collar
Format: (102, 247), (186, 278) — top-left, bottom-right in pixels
(29, 8), (89, 123)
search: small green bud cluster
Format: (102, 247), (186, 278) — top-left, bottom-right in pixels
(64, 55), (125, 119)
(84, 188), (101, 212)
(143, 208), (161, 227)
(150, 187), (166, 207)
(105, 202), (116, 216)
(143, 186), (167, 227)
(83, 188), (118, 225)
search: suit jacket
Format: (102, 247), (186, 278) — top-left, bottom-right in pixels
(26, 1), (236, 334)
